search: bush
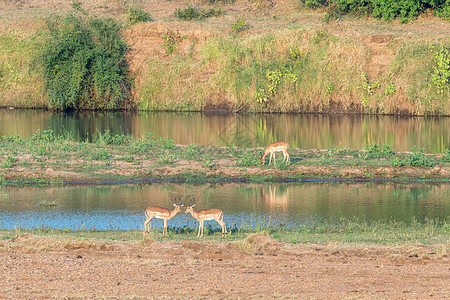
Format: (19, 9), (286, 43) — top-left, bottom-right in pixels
(237, 150), (262, 166)
(33, 6), (131, 110)
(363, 144), (395, 159)
(125, 6), (152, 25)
(175, 5), (224, 20)
(300, 0), (450, 23)
(431, 44), (450, 93)
(392, 147), (437, 167)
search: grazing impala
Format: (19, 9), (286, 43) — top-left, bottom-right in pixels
(144, 197), (184, 236)
(260, 141), (290, 165)
(185, 198), (227, 237)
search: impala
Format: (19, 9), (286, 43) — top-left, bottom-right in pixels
(260, 141), (290, 165)
(144, 197), (184, 236)
(185, 198), (227, 237)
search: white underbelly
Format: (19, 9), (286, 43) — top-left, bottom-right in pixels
(154, 215), (167, 219)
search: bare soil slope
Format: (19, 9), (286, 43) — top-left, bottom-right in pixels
(1, 234), (449, 299)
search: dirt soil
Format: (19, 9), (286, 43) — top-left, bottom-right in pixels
(0, 234), (449, 299)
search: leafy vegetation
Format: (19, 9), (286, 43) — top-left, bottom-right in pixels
(160, 30), (186, 55)
(32, 5), (131, 110)
(231, 18), (252, 34)
(124, 6), (152, 25)
(431, 44), (450, 93)
(300, 0), (450, 23)
(175, 5), (224, 20)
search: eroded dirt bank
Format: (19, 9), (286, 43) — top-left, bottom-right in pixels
(0, 235), (449, 299)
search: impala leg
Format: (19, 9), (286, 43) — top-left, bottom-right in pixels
(163, 219), (167, 236)
(215, 217), (226, 236)
(198, 221), (202, 237)
(144, 215), (153, 232)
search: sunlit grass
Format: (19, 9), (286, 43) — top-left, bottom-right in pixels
(1, 131), (449, 184)
(1, 217), (448, 245)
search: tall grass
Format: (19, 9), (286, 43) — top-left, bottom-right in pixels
(138, 29), (448, 115)
(0, 34), (46, 108)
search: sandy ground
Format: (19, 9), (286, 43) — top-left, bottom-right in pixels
(0, 234), (449, 299)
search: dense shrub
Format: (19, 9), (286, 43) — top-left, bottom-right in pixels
(300, 0), (450, 23)
(33, 6), (131, 110)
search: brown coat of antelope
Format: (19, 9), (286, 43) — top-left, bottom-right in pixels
(260, 141), (290, 165)
(144, 197), (184, 236)
(185, 198), (228, 237)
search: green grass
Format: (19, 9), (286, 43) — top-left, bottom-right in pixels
(1, 131), (449, 184)
(1, 217), (448, 245)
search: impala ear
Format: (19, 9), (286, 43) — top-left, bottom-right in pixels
(191, 204), (196, 208)
(173, 203), (177, 207)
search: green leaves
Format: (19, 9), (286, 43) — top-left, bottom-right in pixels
(34, 7), (131, 110)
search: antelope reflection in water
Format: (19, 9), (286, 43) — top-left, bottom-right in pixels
(261, 185), (289, 213)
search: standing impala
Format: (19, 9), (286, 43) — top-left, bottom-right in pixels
(185, 198), (227, 237)
(260, 141), (290, 165)
(144, 197), (184, 236)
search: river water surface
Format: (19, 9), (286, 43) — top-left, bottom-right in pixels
(1, 182), (449, 230)
(1, 109), (449, 152)
(1, 110), (449, 231)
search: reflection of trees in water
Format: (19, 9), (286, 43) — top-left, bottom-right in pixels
(0, 110), (448, 152)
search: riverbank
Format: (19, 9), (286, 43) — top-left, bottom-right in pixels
(0, 229), (449, 298)
(1, 0), (449, 115)
(1, 131), (449, 184)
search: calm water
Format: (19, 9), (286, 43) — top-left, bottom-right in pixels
(0, 109), (449, 152)
(0, 182), (448, 230)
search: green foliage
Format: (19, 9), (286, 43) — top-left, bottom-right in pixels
(95, 130), (132, 145)
(236, 150), (261, 166)
(431, 44), (450, 93)
(161, 30), (186, 55)
(125, 6), (152, 25)
(392, 147), (437, 167)
(160, 138), (176, 149)
(182, 143), (202, 159)
(372, 0), (422, 23)
(361, 73), (381, 96)
(436, 0), (450, 20)
(440, 148), (450, 162)
(287, 46), (308, 62)
(175, 5), (224, 20)
(1, 156), (17, 168)
(231, 18), (252, 34)
(301, 0), (330, 10)
(33, 7), (131, 110)
(158, 151), (177, 165)
(363, 144), (395, 159)
(385, 82), (397, 95)
(256, 70), (297, 104)
(89, 148), (112, 161)
(29, 130), (62, 144)
(301, 0), (450, 23)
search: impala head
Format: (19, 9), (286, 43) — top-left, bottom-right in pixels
(185, 198), (196, 213)
(173, 196), (184, 212)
